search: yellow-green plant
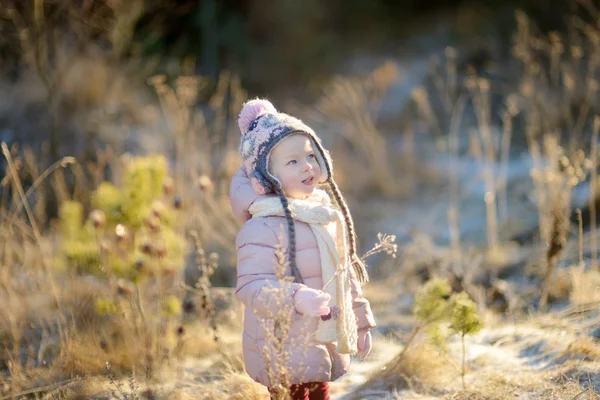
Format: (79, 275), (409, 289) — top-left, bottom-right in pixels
(59, 155), (186, 281)
(58, 155), (188, 380)
(448, 291), (483, 390)
(393, 278), (453, 362)
(60, 200), (101, 273)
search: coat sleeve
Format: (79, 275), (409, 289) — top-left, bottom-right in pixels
(235, 220), (305, 318)
(350, 269), (376, 331)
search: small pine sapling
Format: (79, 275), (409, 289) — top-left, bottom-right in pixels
(398, 278), (453, 361)
(448, 291), (483, 390)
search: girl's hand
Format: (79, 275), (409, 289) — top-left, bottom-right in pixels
(293, 287), (331, 317)
(357, 329), (372, 360)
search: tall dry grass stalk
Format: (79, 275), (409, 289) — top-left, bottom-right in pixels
(3, 0), (63, 158)
(304, 62), (401, 196)
(529, 135), (590, 309)
(412, 48), (460, 137)
(1, 142), (61, 313)
(590, 117), (599, 269)
(255, 235), (314, 399)
(510, 10), (600, 307)
(258, 243), (295, 399)
(569, 215), (600, 305)
(411, 47), (520, 258)
(181, 230), (232, 370)
(149, 71), (244, 252)
(465, 75), (518, 253)
(448, 94), (466, 269)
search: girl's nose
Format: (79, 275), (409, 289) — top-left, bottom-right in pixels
(303, 162), (313, 172)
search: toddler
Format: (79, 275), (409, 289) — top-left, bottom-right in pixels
(229, 99), (376, 400)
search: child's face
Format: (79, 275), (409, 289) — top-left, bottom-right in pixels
(269, 134), (321, 199)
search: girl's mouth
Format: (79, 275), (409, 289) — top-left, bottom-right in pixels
(302, 176), (314, 185)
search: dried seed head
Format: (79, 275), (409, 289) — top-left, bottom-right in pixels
(175, 76), (201, 106)
(89, 209), (106, 229)
(183, 300), (195, 313)
(411, 86), (428, 102)
(99, 240), (111, 255)
(141, 241), (153, 255)
(162, 176), (175, 195)
(134, 258), (145, 272)
(173, 195), (183, 209)
(371, 61), (399, 92)
(569, 176), (579, 186)
(563, 73), (575, 91)
(115, 224), (127, 241)
(198, 175), (213, 192)
(520, 81), (534, 97)
(505, 94), (519, 116)
(116, 280), (134, 297)
(477, 78), (490, 93)
(152, 200), (166, 219)
(60, 156), (76, 167)
(148, 75), (166, 86)
(145, 217), (161, 233)
(155, 246), (167, 259)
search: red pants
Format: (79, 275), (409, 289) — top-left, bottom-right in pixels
(268, 381), (330, 400)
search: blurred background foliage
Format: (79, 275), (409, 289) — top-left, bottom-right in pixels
(0, 0), (576, 98)
(0, 0), (593, 255)
(0, 0), (580, 166)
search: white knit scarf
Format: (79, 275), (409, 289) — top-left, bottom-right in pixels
(248, 189), (358, 354)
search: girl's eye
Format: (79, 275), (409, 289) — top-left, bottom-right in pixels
(308, 154), (315, 159)
(287, 160), (297, 165)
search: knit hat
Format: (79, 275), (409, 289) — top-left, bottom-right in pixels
(238, 98), (369, 284)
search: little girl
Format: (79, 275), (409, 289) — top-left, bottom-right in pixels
(229, 99), (376, 400)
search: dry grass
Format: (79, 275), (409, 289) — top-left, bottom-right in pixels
(180, 370), (268, 400)
(566, 337), (600, 362)
(570, 267), (600, 305)
(0, 19), (244, 395)
(349, 344), (455, 399)
(292, 61), (440, 199)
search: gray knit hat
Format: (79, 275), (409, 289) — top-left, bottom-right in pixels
(238, 98), (368, 284)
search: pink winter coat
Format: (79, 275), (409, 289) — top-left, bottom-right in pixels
(230, 167), (376, 387)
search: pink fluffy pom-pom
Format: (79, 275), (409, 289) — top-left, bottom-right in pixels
(238, 99), (277, 133)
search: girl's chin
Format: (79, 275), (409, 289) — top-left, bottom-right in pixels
(287, 188), (315, 199)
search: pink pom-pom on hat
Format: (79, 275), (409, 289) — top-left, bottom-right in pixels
(238, 99), (277, 133)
